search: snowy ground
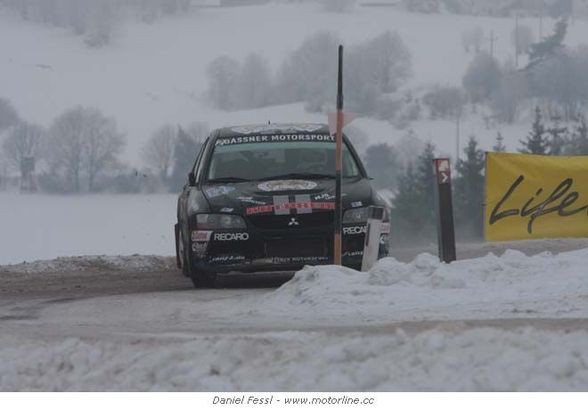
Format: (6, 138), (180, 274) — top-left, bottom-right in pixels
(2, 245), (588, 391)
(0, 192), (176, 265)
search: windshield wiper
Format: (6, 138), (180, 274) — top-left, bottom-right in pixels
(259, 172), (335, 181)
(206, 177), (251, 183)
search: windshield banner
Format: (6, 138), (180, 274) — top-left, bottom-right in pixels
(215, 134), (335, 146)
(485, 152), (588, 241)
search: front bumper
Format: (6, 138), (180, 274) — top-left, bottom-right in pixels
(189, 222), (389, 275)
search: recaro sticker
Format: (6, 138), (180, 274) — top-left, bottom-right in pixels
(213, 232), (250, 241)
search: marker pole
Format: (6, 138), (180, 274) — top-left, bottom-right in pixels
(334, 45), (344, 266)
(433, 158), (457, 263)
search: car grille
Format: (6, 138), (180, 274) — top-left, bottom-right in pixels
(248, 212), (333, 230)
(265, 237), (327, 258)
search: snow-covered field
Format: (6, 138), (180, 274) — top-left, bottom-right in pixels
(2, 3), (588, 161)
(0, 192), (176, 265)
(3, 3), (588, 392)
(2, 248), (588, 391)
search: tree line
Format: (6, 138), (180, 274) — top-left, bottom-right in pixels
(206, 30), (412, 116)
(0, 97), (206, 193)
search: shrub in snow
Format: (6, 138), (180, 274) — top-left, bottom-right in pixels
(423, 86), (465, 120)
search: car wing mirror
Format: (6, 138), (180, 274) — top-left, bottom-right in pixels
(188, 172), (196, 186)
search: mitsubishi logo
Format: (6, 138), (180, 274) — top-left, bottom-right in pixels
(288, 217), (300, 227)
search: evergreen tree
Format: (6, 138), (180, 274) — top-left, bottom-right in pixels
(364, 143), (400, 190)
(527, 18), (568, 70)
(454, 137), (485, 239)
(546, 113), (568, 155)
(569, 113), (588, 155)
(390, 142), (436, 243)
(493, 132), (506, 152)
(519, 107), (549, 155)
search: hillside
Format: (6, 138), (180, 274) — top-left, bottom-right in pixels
(2, 2), (588, 164)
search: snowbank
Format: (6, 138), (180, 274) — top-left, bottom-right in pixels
(260, 249), (588, 320)
(2, 327), (588, 391)
(0, 255), (175, 275)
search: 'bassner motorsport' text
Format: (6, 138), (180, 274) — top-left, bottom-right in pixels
(215, 134), (335, 146)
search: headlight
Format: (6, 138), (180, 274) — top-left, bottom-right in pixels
(343, 207), (369, 223)
(196, 214), (246, 229)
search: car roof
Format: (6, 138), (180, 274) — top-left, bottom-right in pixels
(213, 123), (332, 139)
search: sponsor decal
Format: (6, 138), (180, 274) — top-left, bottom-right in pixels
(381, 222), (391, 234)
(205, 186), (235, 198)
(313, 192), (335, 201)
(230, 124), (325, 135)
(209, 255), (246, 264)
(271, 256), (330, 265)
(258, 180), (318, 192)
(246, 201), (335, 215)
(220, 207), (234, 213)
(192, 242), (208, 257)
(485, 153), (588, 241)
(237, 196), (266, 205)
(213, 232), (250, 241)
(343, 250), (363, 258)
(351, 201), (363, 208)
(343, 225), (368, 235)
(216, 134), (334, 146)
(191, 230), (213, 242)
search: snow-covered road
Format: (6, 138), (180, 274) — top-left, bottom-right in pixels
(2, 241), (588, 391)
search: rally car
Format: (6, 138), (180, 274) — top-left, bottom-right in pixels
(175, 123), (390, 287)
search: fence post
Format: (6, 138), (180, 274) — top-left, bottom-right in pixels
(361, 206), (384, 271)
(433, 158), (457, 263)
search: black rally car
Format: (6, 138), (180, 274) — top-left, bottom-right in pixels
(175, 123), (390, 287)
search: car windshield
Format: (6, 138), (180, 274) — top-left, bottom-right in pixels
(207, 137), (361, 182)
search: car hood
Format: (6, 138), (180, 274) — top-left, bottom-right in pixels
(202, 178), (373, 215)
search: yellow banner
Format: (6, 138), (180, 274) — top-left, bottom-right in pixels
(485, 152), (588, 241)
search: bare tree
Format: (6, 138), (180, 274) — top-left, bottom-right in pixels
(491, 62), (528, 123)
(142, 124), (176, 181)
(276, 31), (341, 107)
(46, 106), (124, 192)
(234, 53), (273, 110)
(2, 122), (43, 177)
(0, 98), (20, 132)
(46, 107), (87, 192)
(83, 110), (125, 191)
(206, 56), (240, 110)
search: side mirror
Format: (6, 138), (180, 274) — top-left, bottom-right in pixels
(188, 172), (196, 186)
